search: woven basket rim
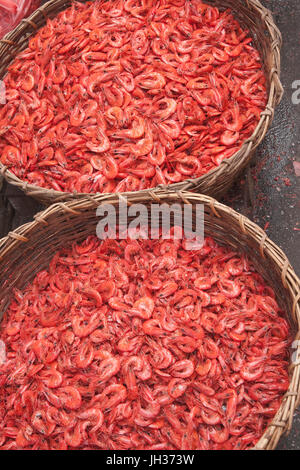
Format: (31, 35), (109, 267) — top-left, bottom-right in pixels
(0, 189), (299, 450)
(0, 0), (283, 203)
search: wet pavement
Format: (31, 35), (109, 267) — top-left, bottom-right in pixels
(0, 0), (299, 450)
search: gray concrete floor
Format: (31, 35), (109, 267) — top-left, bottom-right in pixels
(0, 0), (299, 450)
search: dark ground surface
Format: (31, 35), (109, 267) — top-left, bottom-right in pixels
(0, 0), (299, 450)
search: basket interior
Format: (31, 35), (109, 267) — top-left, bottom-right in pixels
(0, 0), (280, 202)
(0, 193), (299, 451)
(0, 0), (275, 90)
(207, 0), (275, 86)
(0, 198), (295, 330)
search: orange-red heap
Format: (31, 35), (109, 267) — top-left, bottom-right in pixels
(0, 235), (290, 450)
(0, 0), (267, 193)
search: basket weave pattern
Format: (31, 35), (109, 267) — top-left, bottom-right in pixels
(0, 190), (299, 450)
(0, 0), (283, 204)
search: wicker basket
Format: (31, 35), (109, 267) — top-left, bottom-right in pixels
(0, 189), (299, 450)
(0, 0), (283, 205)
